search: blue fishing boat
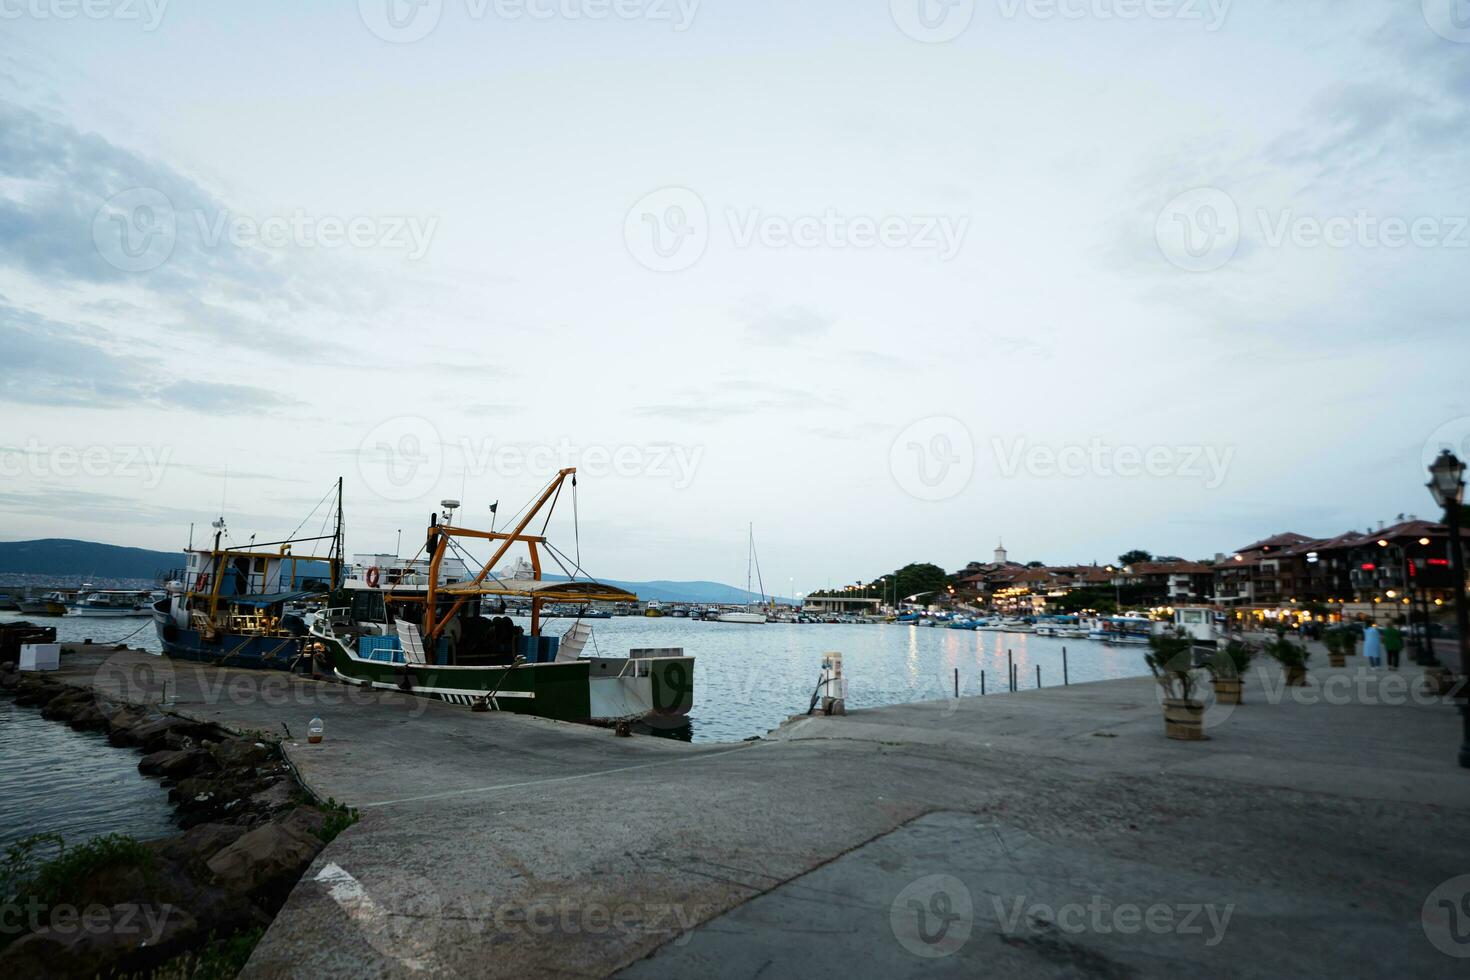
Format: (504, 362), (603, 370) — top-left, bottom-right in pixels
(153, 480), (345, 671)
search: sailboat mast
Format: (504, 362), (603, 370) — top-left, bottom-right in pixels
(331, 476), (344, 588)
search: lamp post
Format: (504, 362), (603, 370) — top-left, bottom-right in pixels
(1426, 449), (1470, 768)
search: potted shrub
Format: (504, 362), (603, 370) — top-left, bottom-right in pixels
(1266, 632), (1311, 686)
(1146, 631), (1206, 740)
(1206, 639), (1256, 705)
(1323, 629), (1347, 669)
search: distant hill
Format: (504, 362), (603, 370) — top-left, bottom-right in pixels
(0, 539), (181, 579)
(0, 539), (790, 604)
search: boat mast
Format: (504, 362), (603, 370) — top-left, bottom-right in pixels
(331, 475), (344, 589)
(423, 468), (575, 642)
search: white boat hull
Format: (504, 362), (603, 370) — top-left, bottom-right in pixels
(69, 607), (152, 617)
(716, 612), (767, 624)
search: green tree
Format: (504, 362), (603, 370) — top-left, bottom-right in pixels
(1117, 549), (1152, 567)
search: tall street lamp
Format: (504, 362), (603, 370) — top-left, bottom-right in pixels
(1426, 449), (1470, 768)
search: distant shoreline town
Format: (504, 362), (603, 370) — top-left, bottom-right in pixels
(809, 517), (1470, 627)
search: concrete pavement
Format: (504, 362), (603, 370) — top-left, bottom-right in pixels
(42, 643), (1470, 977)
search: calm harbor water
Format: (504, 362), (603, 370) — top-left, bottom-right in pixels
(0, 698), (178, 850)
(2, 611), (1155, 745)
(522, 616), (1155, 742)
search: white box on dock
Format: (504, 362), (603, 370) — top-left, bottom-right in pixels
(19, 643), (61, 672)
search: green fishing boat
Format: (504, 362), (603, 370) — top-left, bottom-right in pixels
(307, 468), (694, 728)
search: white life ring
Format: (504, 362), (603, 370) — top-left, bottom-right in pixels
(366, 566), (381, 588)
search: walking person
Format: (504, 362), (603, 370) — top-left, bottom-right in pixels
(1382, 621), (1404, 670)
(1363, 622), (1384, 669)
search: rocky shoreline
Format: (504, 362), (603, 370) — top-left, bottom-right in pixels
(0, 654), (351, 978)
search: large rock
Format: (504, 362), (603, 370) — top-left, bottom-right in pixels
(39, 688), (91, 721)
(138, 748), (214, 780)
(209, 737), (273, 772)
(66, 703), (110, 732)
(149, 823), (249, 879)
(103, 706), (151, 744)
(0, 904), (197, 979)
(125, 717), (214, 752)
(207, 822), (323, 912)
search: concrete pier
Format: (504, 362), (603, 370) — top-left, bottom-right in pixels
(43, 644), (1470, 977)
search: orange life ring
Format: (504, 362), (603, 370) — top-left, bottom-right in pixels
(194, 572), (207, 592)
(366, 566), (381, 588)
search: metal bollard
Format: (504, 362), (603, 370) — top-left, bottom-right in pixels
(1063, 646), (1069, 685)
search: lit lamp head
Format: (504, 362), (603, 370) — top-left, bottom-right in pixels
(1427, 450), (1467, 509)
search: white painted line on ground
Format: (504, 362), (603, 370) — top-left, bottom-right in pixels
(315, 862), (440, 973)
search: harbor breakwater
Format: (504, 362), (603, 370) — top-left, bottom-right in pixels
(0, 654), (352, 978)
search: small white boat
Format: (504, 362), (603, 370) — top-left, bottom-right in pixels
(717, 611), (768, 624)
(69, 590), (157, 617)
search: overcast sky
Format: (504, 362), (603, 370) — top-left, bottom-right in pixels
(1, 1), (1468, 592)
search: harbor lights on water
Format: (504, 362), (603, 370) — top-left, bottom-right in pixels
(1425, 449), (1470, 768)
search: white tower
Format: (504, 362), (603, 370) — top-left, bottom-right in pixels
(994, 540), (1008, 564)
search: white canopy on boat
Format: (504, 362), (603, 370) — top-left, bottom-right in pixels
(435, 579), (637, 603)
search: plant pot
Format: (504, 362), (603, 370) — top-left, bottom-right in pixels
(1327, 654), (1346, 668)
(1285, 665), (1308, 687)
(1162, 698), (1205, 740)
(1211, 676), (1242, 705)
